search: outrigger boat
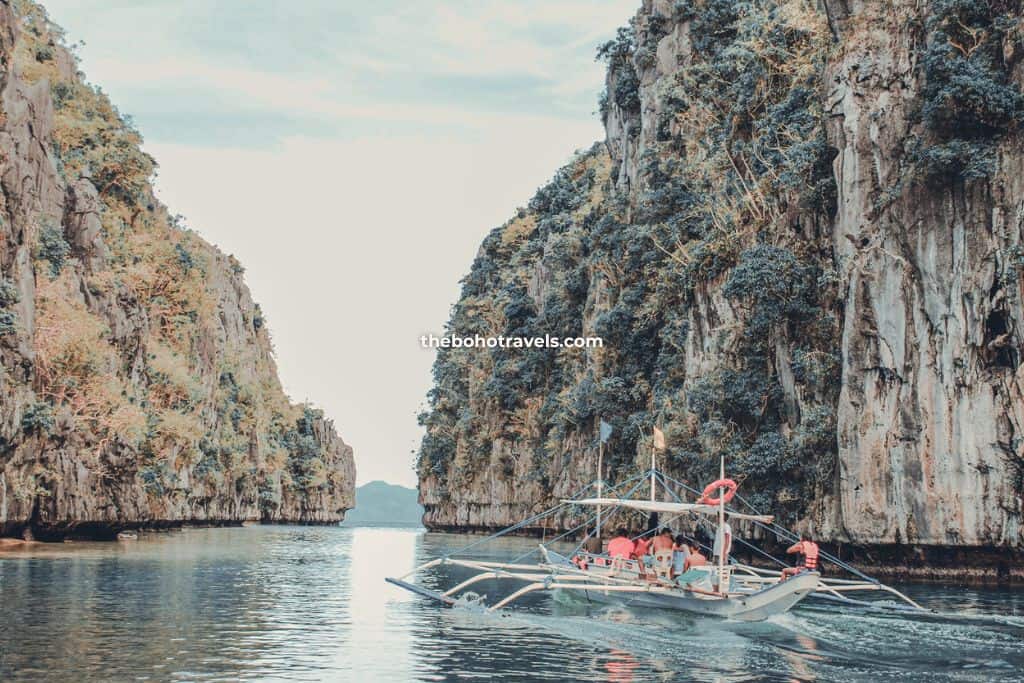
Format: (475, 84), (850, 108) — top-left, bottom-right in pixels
(387, 457), (927, 622)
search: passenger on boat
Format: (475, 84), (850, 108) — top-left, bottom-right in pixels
(651, 527), (673, 553)
(781, 534), (820, 578)
(683, 543), (708, 571)
(632, 532), (652, 561)
(607, 528), (635, 559)
(583, 533), (602, 555)
(626, 530), (652, 578)
(712, 521), (732, 565)
(671, 534), (689, 578)
(651, 528), (674, 579)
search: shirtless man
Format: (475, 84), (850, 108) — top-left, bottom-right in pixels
(651, 528), (674, 579)
(651, 527), (674, 554)
(684, 543), (708, 571)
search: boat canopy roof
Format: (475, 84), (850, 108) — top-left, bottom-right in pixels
(563, 497), (774, 523)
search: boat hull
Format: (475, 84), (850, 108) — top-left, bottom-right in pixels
(579, 571), (819, 621)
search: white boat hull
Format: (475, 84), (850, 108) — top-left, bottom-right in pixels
(577, 571), (820, 621)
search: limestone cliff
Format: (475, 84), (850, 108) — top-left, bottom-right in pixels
(418, 0), (1024, 567)
(0, 0), (355, 539)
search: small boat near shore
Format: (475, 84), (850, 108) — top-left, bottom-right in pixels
(387, 458), (927, 621)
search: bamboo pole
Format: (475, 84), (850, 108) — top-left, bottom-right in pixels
(650, 434), (656, 503)
(718, 456), (726, 575)
(597, 438), (603, 540)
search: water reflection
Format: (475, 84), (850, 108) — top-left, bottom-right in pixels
(339, 527), (418, 680)
(0, 527), (1022, 681)
(605, 650), (641, 682)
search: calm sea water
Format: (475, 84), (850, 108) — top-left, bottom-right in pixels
(1, 525), (1022, 682)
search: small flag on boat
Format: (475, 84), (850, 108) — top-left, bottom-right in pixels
(599, 419), (613, 443)
(653, 426), (666, 450)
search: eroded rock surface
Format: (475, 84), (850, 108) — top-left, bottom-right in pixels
(0, 0), (354, 539)
(417, 0), (1024, 569)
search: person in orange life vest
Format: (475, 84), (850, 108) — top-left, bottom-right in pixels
(782, 533), (820, 578)
(607, 528), (635, 559)
(683, 542), (708, 571)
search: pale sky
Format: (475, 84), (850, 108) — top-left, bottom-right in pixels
(43, 0), (636, 487)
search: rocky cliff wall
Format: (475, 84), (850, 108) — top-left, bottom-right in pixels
(822, 0), (1024, 547)
(0, 0), (355, 539)
(417, 0), (1024, 564)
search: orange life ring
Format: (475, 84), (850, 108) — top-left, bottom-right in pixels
(699, 478), (737, 505)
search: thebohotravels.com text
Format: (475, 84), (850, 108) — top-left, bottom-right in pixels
(420, 334), (603, 349)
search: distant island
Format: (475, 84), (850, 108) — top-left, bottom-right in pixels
(342, 482), (423, 526)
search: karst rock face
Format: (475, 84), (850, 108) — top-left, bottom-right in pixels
(821, 0), (1024, 548)
(0, 0), (354, 539)
(417, 0), (1024, 563)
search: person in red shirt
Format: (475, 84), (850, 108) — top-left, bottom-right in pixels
(632, 533), (652, 560)
(629, 530), (655, 579)
(607, 528), (635, 559)
(782, 534), (820, 578)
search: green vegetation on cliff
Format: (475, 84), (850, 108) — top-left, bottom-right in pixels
(914, 0), (1024, 180)
(419, 0), (842, 521)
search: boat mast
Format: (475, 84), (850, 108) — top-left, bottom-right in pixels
(596, 437), (603, 540)
(718, 455), (726, 573)
(650, 433), (656, 502)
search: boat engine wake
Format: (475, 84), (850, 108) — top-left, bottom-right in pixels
(451, 591), (490, 613)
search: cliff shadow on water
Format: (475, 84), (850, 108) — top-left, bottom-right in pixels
(416, 0), (1024, 582)
(0, 0), (355, 541)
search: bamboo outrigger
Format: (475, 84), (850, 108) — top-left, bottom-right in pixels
(387, 459), (927, 621)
